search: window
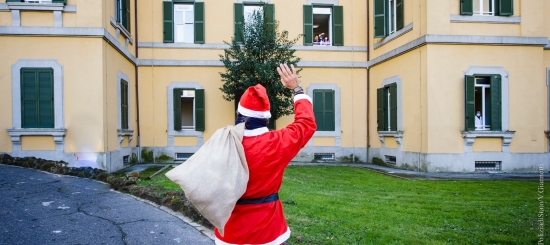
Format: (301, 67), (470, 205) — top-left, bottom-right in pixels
(377, 83), (397, 131)
(116, 0), (131, 32)
(233, 3), (274, 44)
(163, 1), (204, 43)
(20, 68), (54, 128)
(173, 88), (205, 131)
(313, 89), (335, 131)
(373, 0), (403, 38)
(7, 0), (66, 3)
(460, 0), (513, 16)
(120, 79), (129, 130)
(465, 75), (501, 131)
(303, 4), (343, 46)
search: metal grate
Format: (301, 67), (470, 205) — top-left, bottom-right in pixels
(123, 155), (129, 165)
(475, 161), (501, 171)
(313, 153), (335, 162)
(385, 155), (396, 165)
(175, 153), (193, 160)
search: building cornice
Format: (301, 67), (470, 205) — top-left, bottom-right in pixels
(0, 26), (136, 65)
(368, 35), (549, 68)
(137, 42), (367, 52)
(137, 59), (367, 68)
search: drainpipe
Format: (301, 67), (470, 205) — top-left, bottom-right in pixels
(366, 0), (370, 163)
(134, 0), (141, 163)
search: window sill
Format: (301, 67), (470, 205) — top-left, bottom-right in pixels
(450, 15), (520, 24)
(7, 128), (66, 145)
(6, 2), (65, 11)
(461, 130), (515, 152)
(378, 131), (404, 146)
(110, 17), (133, 44)
(374, 23), (413, 50)
(117, 129), (133, 144)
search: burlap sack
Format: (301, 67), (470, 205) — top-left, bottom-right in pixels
(165, 123), (248, 236)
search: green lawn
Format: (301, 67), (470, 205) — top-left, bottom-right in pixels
(139, 165), (548, 245)
(280, 166), (548, 245)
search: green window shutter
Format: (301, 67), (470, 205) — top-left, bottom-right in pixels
(373, 0), (387, 38)
(173, 89), (182, 130)
(396, 0), (404, 30)
(37, 69), (54, 128)
(490, 75), (502, 131)
(234, 3), (244, 44)
(51, 0), (66, 4)
(21, 69), (38, 128)
(125, 0), (131, 32)
(303, 5), (313, 46)
(464, 75), (475, 131)
(121, 0), (130, 32)
(194, 2), (205, 44)
(496, 0), (513, 16)
(389, 83), (397, 131)
(265, 4), (275, 37)
(332, 5), (344, 46)
(460, 0), (473, 15)
(163, 1), (174, 43)
(195, 89), (205, 131)
(376, 88), (384, 131)
(313, 90), (324, 130)
(324, 90), (335, 131)
(6, 0), (22, 2)
(121, 80), (129, 129)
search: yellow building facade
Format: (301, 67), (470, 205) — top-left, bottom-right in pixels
(3, 0), (547, 173)
(368, 0), (550, 172)
(0, 0), (368, 172)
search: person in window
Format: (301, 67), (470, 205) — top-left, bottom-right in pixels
(475, 110), (483, 130)
(323, 37), (330, 46)
(214, 64), (316, 245)
(314, 34), (320, 45)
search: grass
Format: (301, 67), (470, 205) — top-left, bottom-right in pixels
(137, 165), (548, 245)
(136, 166), (181, 191)
(280, 166), (548, 245)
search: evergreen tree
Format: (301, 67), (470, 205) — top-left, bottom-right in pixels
(219, 5), (301, 122)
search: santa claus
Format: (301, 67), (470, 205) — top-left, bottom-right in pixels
(214, 64), (316, 245)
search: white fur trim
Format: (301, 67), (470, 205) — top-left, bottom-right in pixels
(215, 227), (291, 245)
(238, 104), (272, 119)
(293, 94), (312, 104)
(243, 127), (269, 137)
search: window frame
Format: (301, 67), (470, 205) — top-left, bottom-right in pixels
(173, 3), (195, 43)
(171, 86), (205, 132)
(313, 89), (335, 131)
(460, 0), (513, 16)
(116, 0), (131, 33)
(163, 1), (205, 44)
(464, 74), (502, 132)
(373, 0), (403, 39)
(234, 3), (274, 45)
(303, 4), (343, 46)
(120, 79), (129, 130)
(20, 67), (54, 129)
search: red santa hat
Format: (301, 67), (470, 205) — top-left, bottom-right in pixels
(238, 84), (271, 119)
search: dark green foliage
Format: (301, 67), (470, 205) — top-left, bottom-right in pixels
(219, 4), (301, 120)
(372, 157), (385, 165)
(141, 147), (154, 163)
(130, 153), (138, 164)
(155, 153), (173, 163)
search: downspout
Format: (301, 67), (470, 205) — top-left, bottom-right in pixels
(134, 0), (141, 162)
(366, 0), (370, 163)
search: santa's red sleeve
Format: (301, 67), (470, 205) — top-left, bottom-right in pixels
(277, 93), (317, 159)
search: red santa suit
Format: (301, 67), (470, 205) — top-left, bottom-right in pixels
(215, 85), (316, 245)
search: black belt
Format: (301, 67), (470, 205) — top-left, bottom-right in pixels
(236, 193), (279, 205)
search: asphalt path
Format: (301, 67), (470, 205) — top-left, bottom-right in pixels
(0, 164), (214, 245)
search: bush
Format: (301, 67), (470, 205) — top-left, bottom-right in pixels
(372, 157), (385, 165)
(338, 154), (362, 163)
(155, 153), (173, 163)
(141, 148), (154, 163)
(130, 153), (138, 164)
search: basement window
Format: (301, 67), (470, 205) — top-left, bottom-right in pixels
(385, 155), (396, 165)
(475, 161), (501, 171)
(314, 153), (335, 162)
(175, 153), (193, 160)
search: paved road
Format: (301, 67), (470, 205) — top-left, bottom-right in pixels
(0, 164), (214, 245)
